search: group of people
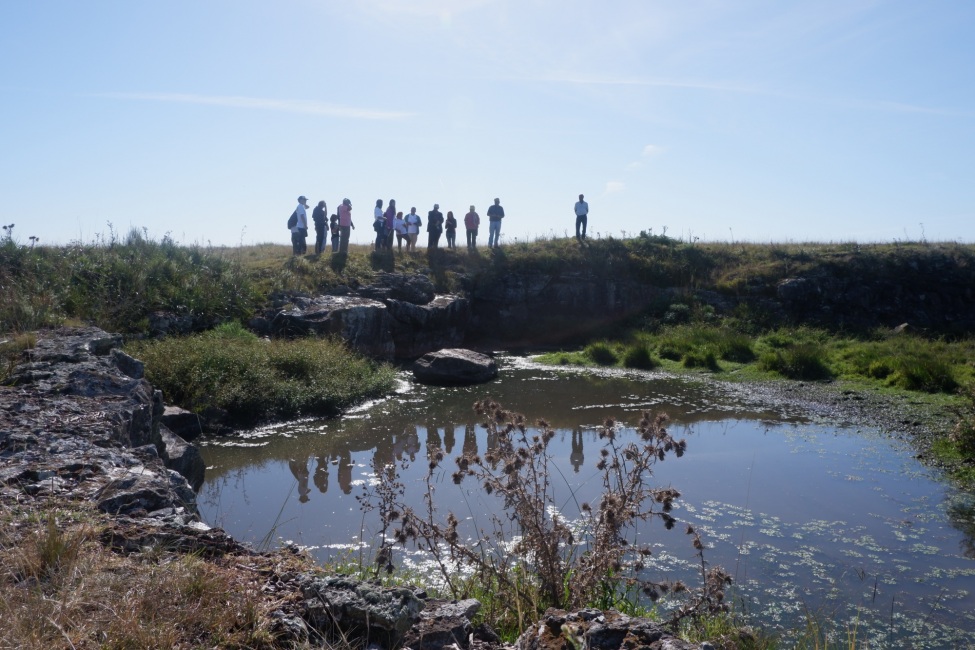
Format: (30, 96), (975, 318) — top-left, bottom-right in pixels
(369, 198), (507, 253)
(288, 195), (506, 256)
(289, 193), (588, 256)
(288, 195), (356, 255)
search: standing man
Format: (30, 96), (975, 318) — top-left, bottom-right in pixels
(574, 193), (588, 242)
(292, 195), (310, 255)
(427, 203), (444, 249)
(312, 200), (328, 254)
(338, 198), (355, 253)
(487, 197), (504, 249)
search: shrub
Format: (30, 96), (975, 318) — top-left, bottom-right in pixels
(585, 341), (618, 366)
(126, 333), (396, 425)
(361, 401), (731, 638)
(682, 349), (720, 371)
(622, 344), (659, 370)
(758, 343), (831, 380)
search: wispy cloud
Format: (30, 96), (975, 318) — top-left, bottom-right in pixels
(642, 144), (663, 157)
(97, 92), (413, 120)
(605, 181), (625, 194)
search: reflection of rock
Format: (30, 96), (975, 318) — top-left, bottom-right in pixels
(412, 348), (498, 386)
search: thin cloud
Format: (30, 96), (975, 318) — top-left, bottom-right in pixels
(97, 92), (413, 120)
(605, 181), (625, 194)
(642, 144), (663, 157)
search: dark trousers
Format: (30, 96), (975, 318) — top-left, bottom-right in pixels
(446, 230), (456, 248)
(291, 230), (307, 255)
(315, 226), (326, 254)
(339, 226), (351, 252)
(466, 229), (477, 249)
(428, 230), (442, 248)
(575, 214), (588, 240)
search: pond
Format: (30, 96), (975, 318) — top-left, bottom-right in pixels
(197, 356), (975, 647)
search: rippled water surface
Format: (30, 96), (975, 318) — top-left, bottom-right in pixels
(198, 357), (975, 647)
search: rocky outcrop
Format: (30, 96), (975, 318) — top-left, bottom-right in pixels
(0, 327), (200, 514)
(517, 609), (714, 650)
(413, 348), (498, 385)
(272, 295), (396, 359)
(468, 271), (662, 346)
(268, 275), (471, 360)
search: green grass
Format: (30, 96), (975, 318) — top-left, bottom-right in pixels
(125, 326), (396, 425)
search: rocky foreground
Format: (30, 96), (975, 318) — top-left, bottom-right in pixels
(0, 327), (720, 650)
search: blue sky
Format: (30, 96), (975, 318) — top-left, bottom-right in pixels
(2, 0), (973, 247)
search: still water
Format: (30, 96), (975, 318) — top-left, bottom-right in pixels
(198, 356), (975, 647)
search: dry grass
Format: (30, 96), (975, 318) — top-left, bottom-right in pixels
(0, 500), (299, 650)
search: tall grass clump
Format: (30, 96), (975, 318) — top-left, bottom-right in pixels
(585, 340), (619, 366)
(655, 325), (755, 366)
(126, 328), (396, 425)
(758, 343), (831, 380)
(622, 343), (659, 370)
(361, 400), (731, 639)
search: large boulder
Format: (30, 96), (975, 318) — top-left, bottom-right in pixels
(271, 295), (395, 359)
(359, 271), (436, 305)
(412, 348), (498, 386)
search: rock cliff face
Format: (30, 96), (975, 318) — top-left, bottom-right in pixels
(467, 271), (662, 346)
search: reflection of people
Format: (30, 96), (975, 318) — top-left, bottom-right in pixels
(337, 449), (353, 495)
(570, 427), (585, 473)
(374, 433), (396, 481)
(314, 454), (330, 494)
(443, 424), (456, 455)
(463, 424), (478, 458)
(426, 425), (442, 463)
(288, 457), (311, 503)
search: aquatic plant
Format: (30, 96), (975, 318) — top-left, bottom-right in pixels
(360, 400), (730, 637)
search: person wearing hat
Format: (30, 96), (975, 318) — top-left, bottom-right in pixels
(427, 203), (444, 249)
(574, 193), (588, 242)
(338, 198), (355, 253)
(292, 195), (310, 255)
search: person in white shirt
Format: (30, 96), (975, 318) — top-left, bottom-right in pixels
(291, 195), (310, 255)
(393, 211), (407, 252)
(404, 207), (422, 252)
(574, 194), (589, 242)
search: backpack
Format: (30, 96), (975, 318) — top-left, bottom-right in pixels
(287, 210), (298, 230)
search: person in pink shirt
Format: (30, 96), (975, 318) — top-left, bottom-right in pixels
(338, 198), (355, 253)
(464, 205), (480, 250)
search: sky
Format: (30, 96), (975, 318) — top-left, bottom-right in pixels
(1, 0), (974, 247)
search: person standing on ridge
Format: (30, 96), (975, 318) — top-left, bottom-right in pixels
(427, 203), (444, 249)
(464, 205), (480, 250)
(487, 197), (504, 248)
(444, 211), (457, 249)
(312, 200), (327, 254)
(291, 195), (310, 255)
(338, 198), (355, 253)
(574, 193), (588, 242)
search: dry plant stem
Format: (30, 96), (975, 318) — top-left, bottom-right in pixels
(359, 399), (733, 632)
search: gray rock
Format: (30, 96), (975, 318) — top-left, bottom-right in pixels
(360, 272), (436, 305)
(299, 575), (424, 646)
(413, 348), (498, 386)
(271, 295), (395, 359)
(156, 425), (205, 491)
(160, 405), (204, 442)
(388, 294), (471, 359)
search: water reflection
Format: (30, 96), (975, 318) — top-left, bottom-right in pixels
(198, 357), (975, 647)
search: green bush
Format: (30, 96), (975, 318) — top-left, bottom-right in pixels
(585, 341), (618, 366)
(126, 332), (396, 425)
(621, 345), (659, 370)
(758, 343), (831, 380)
(681, 349), (720, 371)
